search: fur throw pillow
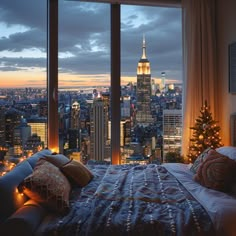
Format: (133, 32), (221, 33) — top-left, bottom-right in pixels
(194, 149), (236, 192)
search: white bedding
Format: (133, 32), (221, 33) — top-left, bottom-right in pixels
(163, 163), (236, 236)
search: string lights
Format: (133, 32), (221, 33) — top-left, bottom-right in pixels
(187, 100), (223, 163)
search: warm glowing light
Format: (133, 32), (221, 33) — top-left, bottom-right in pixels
(199, 135), (204, 140)
(112, 154), (120, 165)
(51, 147), (59, 153)
(0, 171), (6, 176)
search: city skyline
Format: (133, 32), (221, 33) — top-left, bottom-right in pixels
(0, 1), (182, 88)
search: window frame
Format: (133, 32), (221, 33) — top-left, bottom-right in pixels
(47, 0), (182, 164)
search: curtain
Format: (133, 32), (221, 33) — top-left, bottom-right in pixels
(181, 0), (218, 159)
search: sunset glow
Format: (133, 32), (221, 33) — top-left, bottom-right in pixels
(0, 70), (179, 89)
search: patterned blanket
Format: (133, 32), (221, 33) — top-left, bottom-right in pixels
(42, 164), (215, 236)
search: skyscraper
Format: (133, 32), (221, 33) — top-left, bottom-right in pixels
(162, 109), (182, 161)
(13, 118), (31, 152)
(27, 117), (47, 148)
(0, 107), (6, 147)
(5, 109), (21, 147)
(136, 37), (154, 126)
(71, 101), (80, 129)
(90, 97), (110, 161)
(68, 101), (80, 150)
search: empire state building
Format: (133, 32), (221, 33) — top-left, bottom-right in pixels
(136, 37), (154, 126)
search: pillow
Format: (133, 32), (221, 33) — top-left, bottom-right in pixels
(194, 150), (236, 192)
(18, 159), (71, 214)
(60, 159), (94, 187)
(216, 146), (236, 161)
(26, 149), (52, 169)
(43, 154), (70, 168)
(190, 147), (213, 173)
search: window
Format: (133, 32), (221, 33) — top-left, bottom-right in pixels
(0, 1), (47, 168)
(120, 5), (182, 163)
(0, 0), (182, 171)
(58, 1), (111, 162)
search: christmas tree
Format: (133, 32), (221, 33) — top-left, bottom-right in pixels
(187, 100), (223, 162)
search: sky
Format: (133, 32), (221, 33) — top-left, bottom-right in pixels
(0, 0), (182, 88)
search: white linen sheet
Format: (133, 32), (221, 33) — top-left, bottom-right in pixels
(163, 163), (236, 236)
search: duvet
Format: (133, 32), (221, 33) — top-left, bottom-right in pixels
(39, 163), (215, 236)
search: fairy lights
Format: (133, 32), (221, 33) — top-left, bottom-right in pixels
(187, 100), (223, 162)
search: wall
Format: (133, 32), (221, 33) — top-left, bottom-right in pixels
(216, 0), (236, 145)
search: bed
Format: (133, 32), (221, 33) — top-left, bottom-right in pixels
(1, 147), (236, 236)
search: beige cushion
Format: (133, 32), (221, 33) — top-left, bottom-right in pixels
(43, 154), (70, 168)
(60, 159), (93, 187)
(18, 159), (71, 214)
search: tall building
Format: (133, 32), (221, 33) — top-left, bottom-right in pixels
(121, 95), (131, 119)
(5, 109), (21, 147)
(90, 98), (110, 161)
(0, 107), (6, 146)
(136, 37), (154, 126)
(68, 101), (80, 150)
(24, 133), (43, 156)
(161, 72), (166, 92)
(27, 117), (47, 148)
(38, 100), (47, 117)
(162, 109), (182, 161)
(13, 118), (31, 156)
(71, 101), (80, 129)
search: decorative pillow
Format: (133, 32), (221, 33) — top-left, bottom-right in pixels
(216, 146), (236, 161)
(60, 159), (94, 187)
(194, 150), (236, 192)
(18, 159), (71, 214)
(190, 147), (213, 173)
(43, 154), (70, 168)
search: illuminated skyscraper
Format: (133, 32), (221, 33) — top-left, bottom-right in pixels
(5, 109), (21, 147)
(136, 37), (154, 126)
(162, 109), (182, 161)
(68, 101), (80, 150)
(13, 118), (31, 153)
(121, 96), (131, 119)
(71, 101), (80, 129)
(27, 117), (47, 148)
(0, 107), (6, 146)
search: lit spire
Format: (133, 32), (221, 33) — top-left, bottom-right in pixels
(141, 34), (147, 59)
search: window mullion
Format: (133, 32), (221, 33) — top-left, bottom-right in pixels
(111, 4), (121, 164)
(47, 0), (59, 152)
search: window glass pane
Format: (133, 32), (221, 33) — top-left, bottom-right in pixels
(0, 1), (47, 173)
(58, 1), (110, 163)
(121, 5), (182, 164)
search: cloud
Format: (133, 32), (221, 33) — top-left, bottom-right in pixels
(0, 0), (182, 83)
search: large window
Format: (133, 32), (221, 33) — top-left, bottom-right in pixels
(53, 1), (182, 164)
(58, 1), (111, 162)
(120, 5), (182, 163)
(0, 1), (47, 169)
(0, 0), (182, 171)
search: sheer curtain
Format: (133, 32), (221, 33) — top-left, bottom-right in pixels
(181, 0), (218, 159)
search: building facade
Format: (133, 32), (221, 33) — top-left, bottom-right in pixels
(162, 109), (182, 161)
(90, 98), (110, 161)
(135, 37), (154, 126)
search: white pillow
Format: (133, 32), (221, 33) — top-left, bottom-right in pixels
(216, 146), (236, 161)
